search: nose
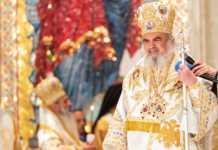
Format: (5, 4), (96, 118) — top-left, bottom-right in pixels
(148, 41), (155, 49)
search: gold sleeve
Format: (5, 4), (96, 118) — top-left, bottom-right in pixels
(189, 81), (218, 142)
(94, 115), (110, 150)
(38, 126), (76, 150)
(103, 91), (128, 150)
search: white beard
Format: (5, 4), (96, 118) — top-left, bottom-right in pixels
(143, 42), (175, 70)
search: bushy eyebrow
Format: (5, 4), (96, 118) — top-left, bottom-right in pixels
(143, 36), (162, 42)
(143, 38), (149, 42)
(153, 37), (162, 41)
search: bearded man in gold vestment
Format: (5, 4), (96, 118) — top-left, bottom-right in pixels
(103, 1), (218, 150)
(35, 74), (96, 150)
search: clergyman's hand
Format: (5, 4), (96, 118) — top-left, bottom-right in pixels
(178, 64), (197, 86)
(83, 142), (97, 150)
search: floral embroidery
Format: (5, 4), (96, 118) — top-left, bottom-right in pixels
(155, 120), (181, 148)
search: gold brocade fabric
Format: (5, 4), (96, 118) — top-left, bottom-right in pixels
(126, 120), (181, 148)
(212, 120), (218, 150)
(94, 114), (111, 150)
(17, 0), (36, 144)
(136, 1), (175, 35)
(38, 107), (83, 150)
(104, 53), (218, 150)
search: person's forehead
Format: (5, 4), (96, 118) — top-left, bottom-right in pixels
(74, 111), (84, 117)
(143, 32), (169, 39)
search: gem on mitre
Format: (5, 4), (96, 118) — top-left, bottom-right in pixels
(145, 21), (155, 30)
